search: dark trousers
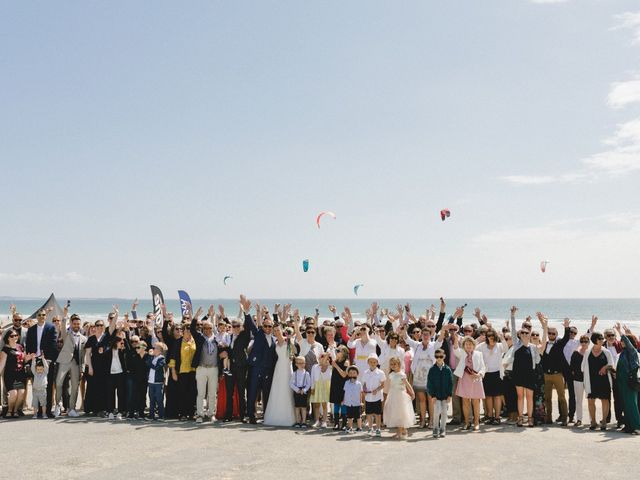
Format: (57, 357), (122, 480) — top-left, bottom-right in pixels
(165, 376), (179, 419)
(563, 370), (576, 418)
(107, 373), (127, 414)
(126, 375), (147, 416)
(85, 370), (108, 414)
(225, 366), (247, 419)
(45, 361), (56, 413)
(148, 384), (164, 419)
(503, 375), (518, 415)
(607, 379), (625, 424)
(177, 372), (196, 418)
(247, 367), (273, 419)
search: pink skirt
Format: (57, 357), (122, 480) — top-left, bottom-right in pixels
(455, 372), (485, 400)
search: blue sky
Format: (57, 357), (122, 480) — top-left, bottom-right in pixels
(1, 0), (639, 299)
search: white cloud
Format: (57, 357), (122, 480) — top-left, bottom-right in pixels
(0, 272), (88, 284)
(613, 11), (640, 44)
(503, 11), (640, 186)
(608, 77), (640, 108)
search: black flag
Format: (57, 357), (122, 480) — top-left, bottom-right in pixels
(150, 285), (165, 327)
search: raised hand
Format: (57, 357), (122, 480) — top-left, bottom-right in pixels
(396, 304), (403, 316)
(239, 295), (251, 313)
(473, 307), (481, 319)
(563, 318), (570, 328)
(481, 314), (489, 325)
(440, 297), (446, 312)
(208, 305), (215, 318)
(404, 303), (411, 313)
(218, 304), (225, 317)
(591, 315), (598, 329)
(614, 323), (622, 335)
(371, 302), (379, 314)
(132, 298), (139, 311)
(453, 307), (463, 319)
(328, 305), (337, 315)
(63, 303), (69, 317)
(9, 304), (16, 314)
(112, 304), (120, 315)
(193, 306), (203, 319)
(510, 305), (518, 315)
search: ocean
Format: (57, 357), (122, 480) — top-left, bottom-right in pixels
(2, 298), (640, 332)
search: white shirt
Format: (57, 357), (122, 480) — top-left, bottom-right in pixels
(346, 338), (377, 379)
(310, 364), (332, 387)
(215, 332), (230, 347)
(148, 356), (160, 383)
(111, 350), (123, 374)
(476, 342), (506, 373)
(362, 368), (386, 402)
(36, 323), (45, 356)
(606, 343), (619, 363)
(563, 338), (579, 364)
(298, 339), (323, 359)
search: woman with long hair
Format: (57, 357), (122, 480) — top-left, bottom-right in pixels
(582, 331), (614, 431)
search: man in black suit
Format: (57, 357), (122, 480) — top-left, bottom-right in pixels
(26, 309), (59, 417)
(223, 316), (251, 422)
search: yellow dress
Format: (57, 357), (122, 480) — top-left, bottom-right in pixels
(310, 365), (332, 403)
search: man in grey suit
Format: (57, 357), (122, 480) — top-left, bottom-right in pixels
(54, 313), (87, 417)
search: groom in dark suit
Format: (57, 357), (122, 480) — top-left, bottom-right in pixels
(240, 295), (276, 424)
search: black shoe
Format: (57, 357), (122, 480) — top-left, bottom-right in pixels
(223, 417), (232, 423)
(17, 409), (25, 417)
(46, 412), (55, 419)
(241, 417), (248, 424)
(249, 417), (257, 424)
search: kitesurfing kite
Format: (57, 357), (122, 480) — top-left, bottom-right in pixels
(302, 259), (309, 272)
(540, 261), (549, 273)
(353, 284), (364, 296)
(223, 275), (233, 285)
(316, 211), (336, 228)
(440, 209), (451, 221)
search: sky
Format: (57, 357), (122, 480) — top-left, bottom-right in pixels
(1, 0), (639, 299)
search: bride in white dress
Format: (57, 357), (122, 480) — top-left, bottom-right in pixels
(263, 324), (296, 426)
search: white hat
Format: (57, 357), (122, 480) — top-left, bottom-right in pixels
(367, 353), (378, 361)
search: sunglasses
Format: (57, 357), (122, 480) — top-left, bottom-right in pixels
(426, 325), (436, 328)
(606, 334), (615, 338)
(232, 325), (241, 329)
(434, 355), (445, 359)
(9, 333), (18, 338)
(580, 340), (589, 344)
(263, 325), (273, 329)
(37, 314), (46, 317)
(520, 332), (530, 336)
(531, 333), (540, 337)
(306, 331), (315, 334)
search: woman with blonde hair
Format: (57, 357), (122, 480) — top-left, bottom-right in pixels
(453, 334), (486, 431)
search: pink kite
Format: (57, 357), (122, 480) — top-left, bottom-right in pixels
(440, 209), (451, 221)
(316, 211), (336, 228)
(540, 261), (549, 273)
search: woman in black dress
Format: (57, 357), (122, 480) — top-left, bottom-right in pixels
(329, 345), (349, 430)
(0, 329), (28, 418)
(583, 332), (614, 430)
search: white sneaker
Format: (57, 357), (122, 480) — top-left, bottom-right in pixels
(116, 413), (122, 421)
(196, 416), (203, 424)
(32, 414), (38, 419)
(108, 413), (115, 420)
(68, 410), (79, 418)
(54, 405), (61, 418)
(312, 420), (321, 428)
(368, 428), (374, 436)
(321, 421), (327, 429)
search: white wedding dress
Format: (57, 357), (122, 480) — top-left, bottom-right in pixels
(263, 341), (296, 426)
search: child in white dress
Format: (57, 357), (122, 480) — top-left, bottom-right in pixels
(310, 353), (332, 428)
(383, 356), (415, 439)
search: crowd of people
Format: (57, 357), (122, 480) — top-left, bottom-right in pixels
(1, 296), (639, 438)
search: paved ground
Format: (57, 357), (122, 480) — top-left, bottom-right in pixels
(2, 414), (637, 480)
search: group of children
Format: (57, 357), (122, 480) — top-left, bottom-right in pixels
(287, 345), (454, 439)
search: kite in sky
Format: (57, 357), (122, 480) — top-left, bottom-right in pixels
(316, 211), (336, 228)
(540, 261), (549, 273)
(353, 284), (364, 296)
(302, 259), (309, 272)
(223, 275), (233, 285)
(440, 209), (451, 221)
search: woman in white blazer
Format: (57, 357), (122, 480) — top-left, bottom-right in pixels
(453, 334), (486, 431)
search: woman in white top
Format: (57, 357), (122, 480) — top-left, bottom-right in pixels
(475, 328), (507, 424)
(294, 322), (324, 373)
(373, 331), (404, 375)
(402, 325), (445, 428)
(347, 325), (377, 381)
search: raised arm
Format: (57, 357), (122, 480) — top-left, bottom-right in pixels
(240, 295), (258, 336)
(536, 312), (549, 354)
